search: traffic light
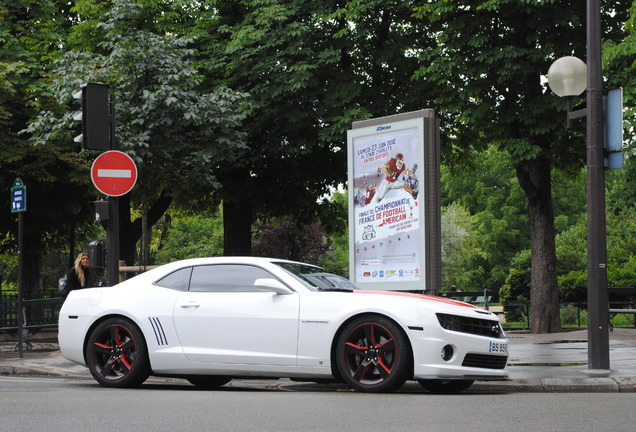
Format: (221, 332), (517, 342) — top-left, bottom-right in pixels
(88, 240), (105, 270)
(91, 200), (109, 229)
(73, 83), (111, 150)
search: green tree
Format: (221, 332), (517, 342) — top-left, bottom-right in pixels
(317, 190), (349, 277)
(0, 0), (98, 294)
(441, 148), (529, 291)
(26, 0), (250, 266)
(189, 0), (434, 255)
(605, 1), (636, 147)
(440, 203), (486, 291)
(252, 218), (332, 264)
(154, 214), (224, 263)
(499, 249), (531, 321)
(412, 1), (628, 333)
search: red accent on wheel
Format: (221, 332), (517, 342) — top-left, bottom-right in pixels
(336, 316), (410, 392)
(86, 318), (150, 388)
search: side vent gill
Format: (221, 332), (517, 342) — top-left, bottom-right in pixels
(148, 317), (168, 346)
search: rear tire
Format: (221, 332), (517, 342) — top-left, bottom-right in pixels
(85, 317), (150, 388)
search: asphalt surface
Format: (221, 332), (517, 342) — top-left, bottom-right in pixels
(1, 328), (635, 392)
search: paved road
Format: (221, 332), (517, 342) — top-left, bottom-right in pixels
(2, 376), (636, 432)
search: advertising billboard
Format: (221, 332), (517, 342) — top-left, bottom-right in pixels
(348, 110), (441, 292)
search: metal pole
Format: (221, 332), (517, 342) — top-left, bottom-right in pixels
(586, 0), (610, 370)
(16, 212), (24, 358)
(69, 215), (76, 269)
(106, 197), (119, 286)
(106, 99), (120, 286)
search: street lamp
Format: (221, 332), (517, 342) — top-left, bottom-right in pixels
(547, 56), (587, 98)
(547, 0), (610, 372)
(547, 57), (588, 128)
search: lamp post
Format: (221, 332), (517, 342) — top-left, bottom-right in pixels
(547, 0), (610, 371)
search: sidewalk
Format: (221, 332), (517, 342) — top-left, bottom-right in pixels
(1, 328), (635, 392)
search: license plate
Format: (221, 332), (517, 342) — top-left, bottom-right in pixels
(489, 341), (508, 354)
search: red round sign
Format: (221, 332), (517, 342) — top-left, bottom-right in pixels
(91, 151), (138, 197)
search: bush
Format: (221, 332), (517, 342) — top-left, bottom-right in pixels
(500, 267), (529, 303)
(558, 270), (587, 302)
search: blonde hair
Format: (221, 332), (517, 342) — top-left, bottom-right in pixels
(73, 253), (89, 287)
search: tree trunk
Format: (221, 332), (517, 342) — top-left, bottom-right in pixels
(223, 198), (253, 256)
(140, 189), (150, 266)
(516, 158), (561, 334)
(119, 193), (136, 265)
(119, 192), (173, 266)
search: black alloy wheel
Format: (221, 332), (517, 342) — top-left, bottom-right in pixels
(336, 315), (410, 393)
(85, 317), (150, 388)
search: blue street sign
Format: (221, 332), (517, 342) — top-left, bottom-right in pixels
(604, 88), (624, 170)
(11, 178), (26, 213)
(604, 88), (623, 152)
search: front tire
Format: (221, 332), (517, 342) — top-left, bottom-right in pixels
(85, 317), (150, 388)
(335, 315), (411, 393)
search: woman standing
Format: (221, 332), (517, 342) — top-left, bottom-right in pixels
(64, 252), (91, 296)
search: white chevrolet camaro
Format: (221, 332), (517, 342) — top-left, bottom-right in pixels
(58, 257), (508, 393)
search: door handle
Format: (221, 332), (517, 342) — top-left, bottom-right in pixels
(180, 302), (200, 309)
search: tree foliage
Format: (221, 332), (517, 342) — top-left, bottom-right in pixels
(411, 0), (628, 333)
(2, 0), (636, 337)
(252, 218), (332, 264)
(26, 0), (251, 265)
(154, 214), (224, 263)
(440, 203), (485, 290)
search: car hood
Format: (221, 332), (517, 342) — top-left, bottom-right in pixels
(353, 289), (476, 309)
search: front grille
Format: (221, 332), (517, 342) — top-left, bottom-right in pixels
(436, 313), (504, 338)
(463, 353), (508, 369)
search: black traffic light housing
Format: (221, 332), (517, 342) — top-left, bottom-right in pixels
(88, 240), (105, 270)
(73, 83), (111, 150)
(91, 200), (109, 229)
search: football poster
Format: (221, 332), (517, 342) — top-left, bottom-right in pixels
(348, 114), (429, 290)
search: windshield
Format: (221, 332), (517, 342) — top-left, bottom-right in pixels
(274, 262), (358, 291)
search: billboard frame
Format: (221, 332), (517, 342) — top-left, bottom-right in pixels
(347, 109), (441, 292)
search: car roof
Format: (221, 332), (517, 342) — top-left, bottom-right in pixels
(115, 256), (318, 287)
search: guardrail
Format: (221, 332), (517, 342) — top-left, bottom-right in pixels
(118, 260), (160, 282)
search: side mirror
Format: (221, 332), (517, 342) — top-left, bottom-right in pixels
(253, 278), (292, 295)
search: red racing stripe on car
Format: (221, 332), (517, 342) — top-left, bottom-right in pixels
(353, 290), (476, 308)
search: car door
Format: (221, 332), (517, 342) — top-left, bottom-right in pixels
(172, 264), (300, 366)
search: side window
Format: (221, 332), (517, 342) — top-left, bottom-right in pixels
(154, 267), (192, 291)
(189, 264), (275, 292)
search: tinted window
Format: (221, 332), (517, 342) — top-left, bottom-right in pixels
(155, 267), (192, 291)
(189, 264), (275, 292)
(274, 262), (357, 291)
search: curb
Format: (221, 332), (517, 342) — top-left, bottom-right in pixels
(0, 363), (89, 378)
(472, 377), (636, 393)
(2, 362), (636, 393)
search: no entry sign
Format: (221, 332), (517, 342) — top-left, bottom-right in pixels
(91, 150), (138, 196)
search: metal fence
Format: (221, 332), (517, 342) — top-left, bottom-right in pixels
(0, 289), (62, 332)
(0, 287), (633, 335)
